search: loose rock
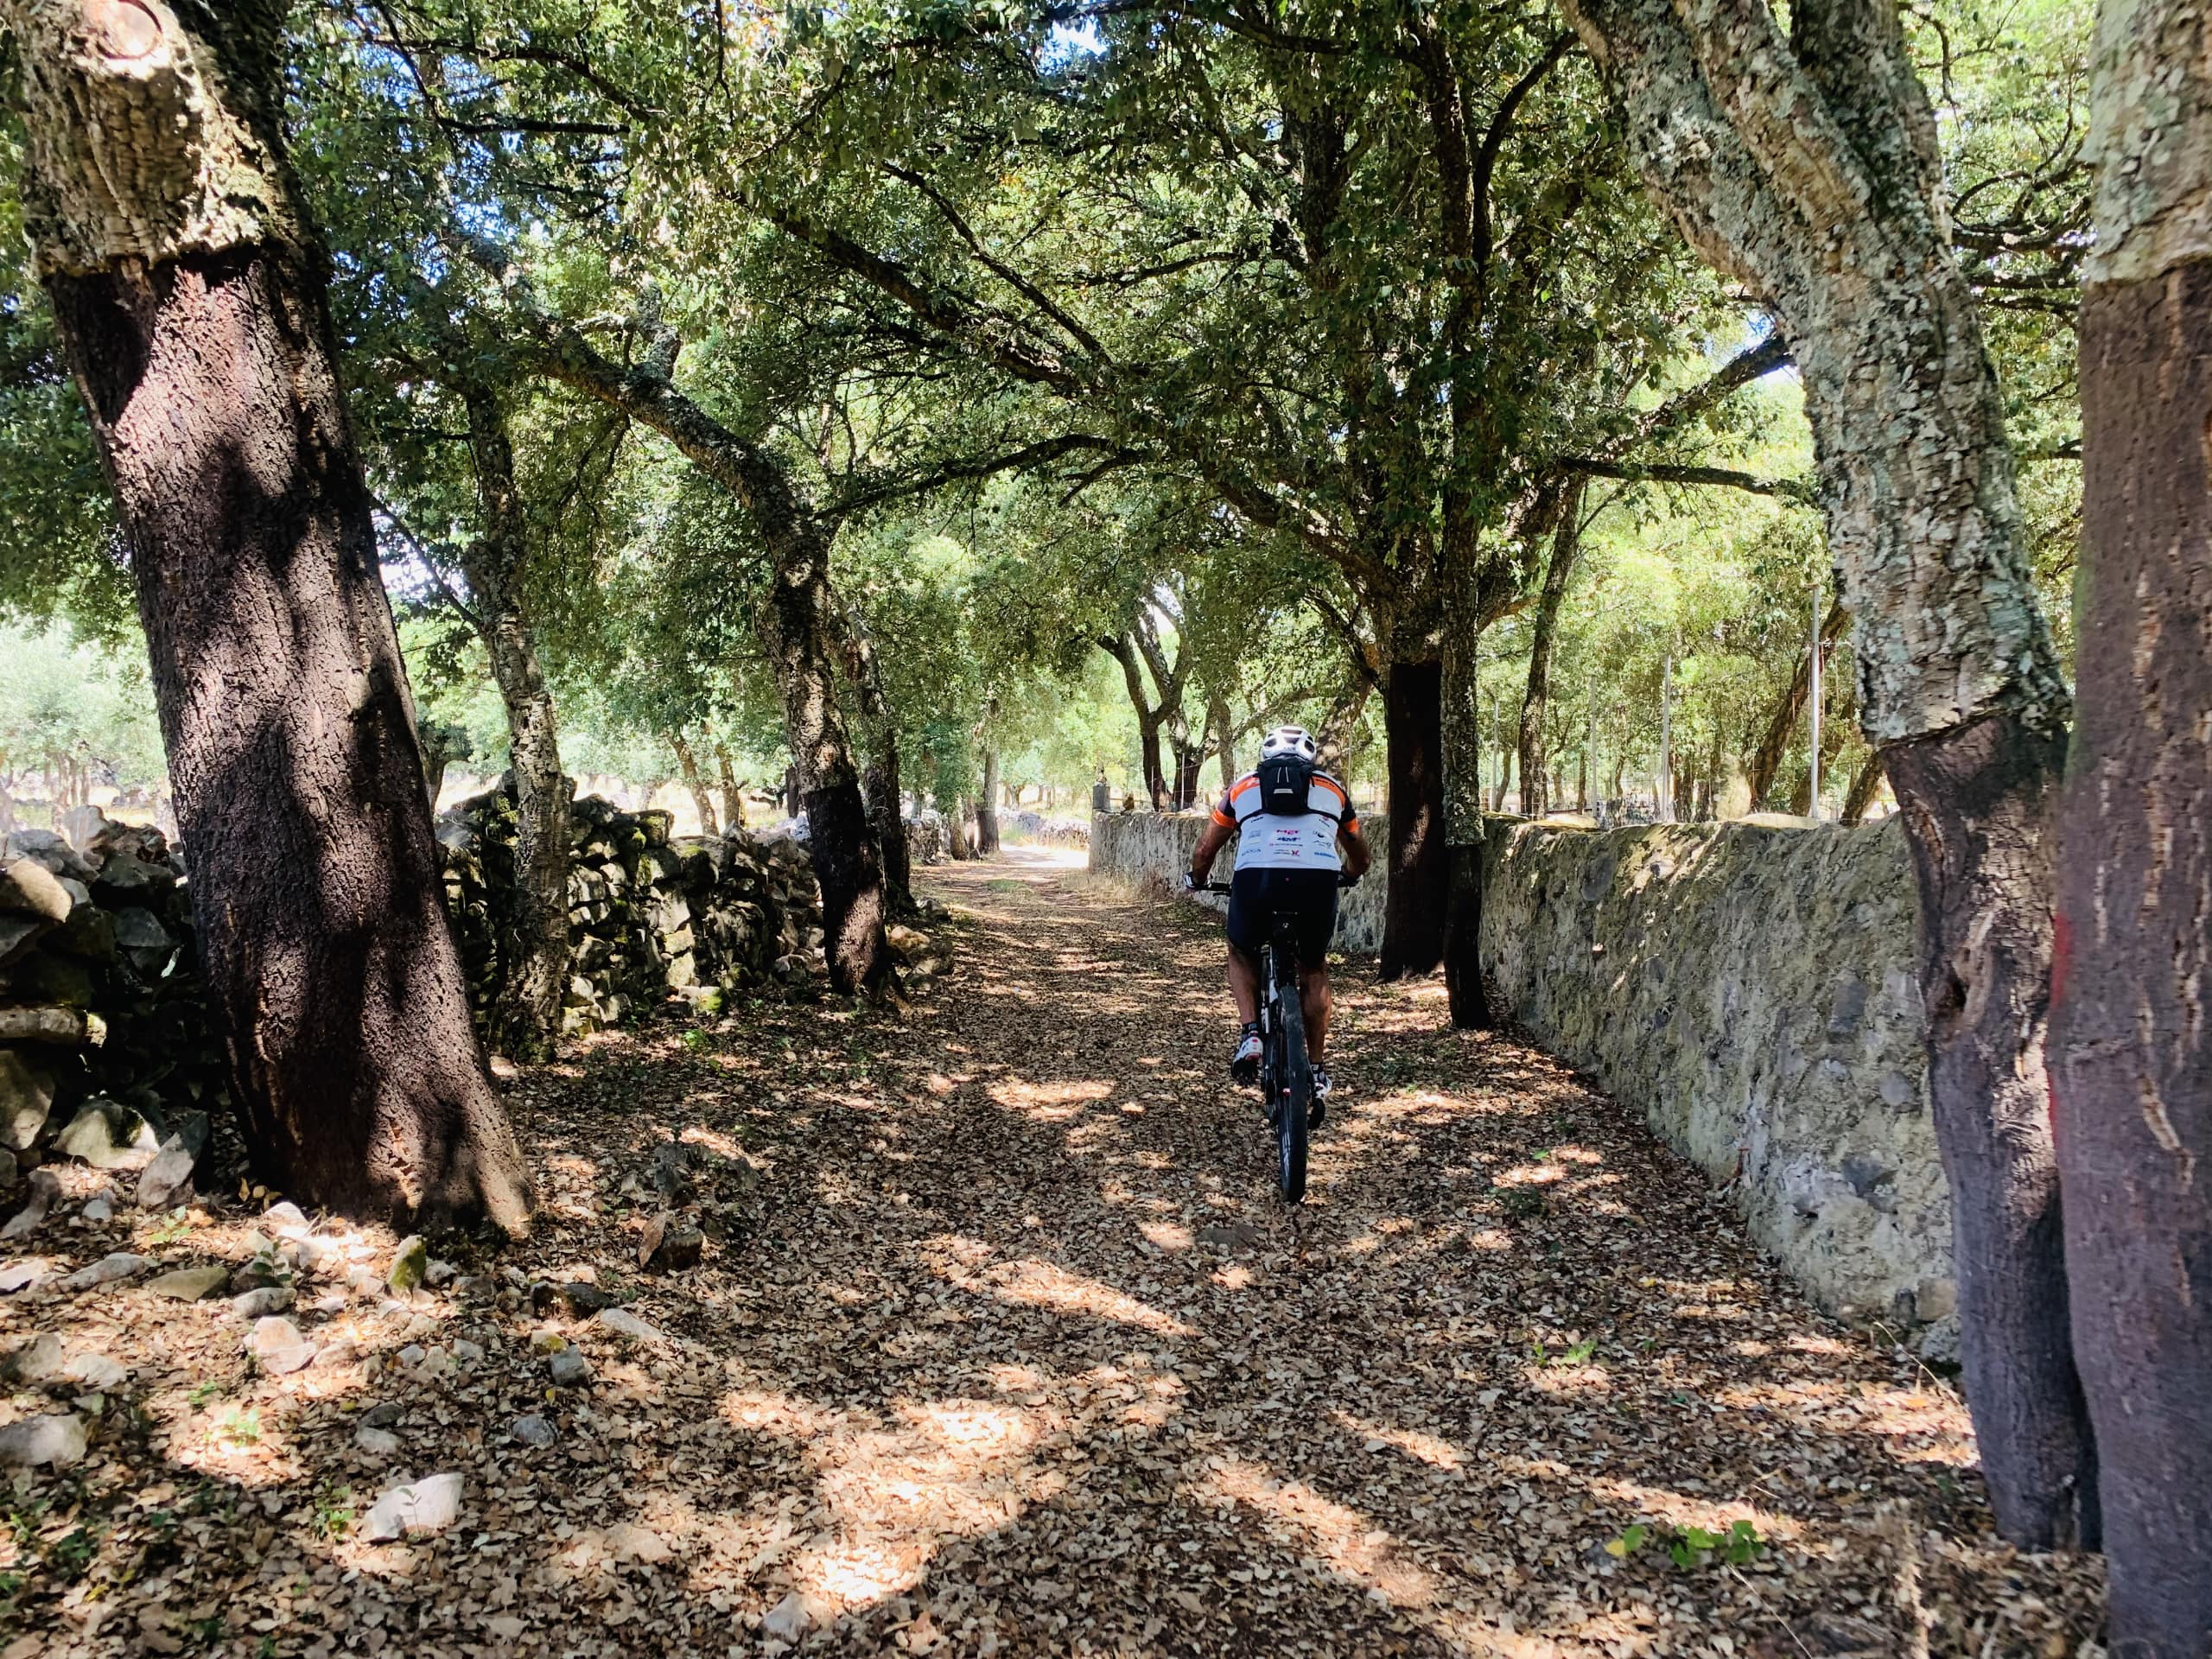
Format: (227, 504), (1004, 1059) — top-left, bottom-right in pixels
(0, 1412), (86, 1469)
(547, 1349), (591, 1386)
(247, 1316), (315, 1373)
(143, 1263), (231, 1301)
(593, 1306), (664, 1344)
(0, 1169), (60, 1240)
(386, 1235), (429, 1293)
(135, 1139), (197, 1210)
(360, 1472), (463, 1542)
(59, 1251), (149, 1291)
(230, 1287), (293, 1320)
(509, 1414), (556, 1447)
(638, 1213), (705, 1273)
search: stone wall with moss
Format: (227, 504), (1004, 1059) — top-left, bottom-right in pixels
(1478, 817), (1953, 1355)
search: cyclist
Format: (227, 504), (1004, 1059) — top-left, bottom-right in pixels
(1184, 725), (1371, 1106)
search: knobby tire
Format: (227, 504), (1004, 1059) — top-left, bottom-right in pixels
(1268, 943), (1311, 1204)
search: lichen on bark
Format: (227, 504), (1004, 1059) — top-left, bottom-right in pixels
(7, 0), (303, 279)
(2084, 0), (2212, 286)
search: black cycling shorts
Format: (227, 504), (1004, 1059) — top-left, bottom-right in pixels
(1225, 868), (1338, 966)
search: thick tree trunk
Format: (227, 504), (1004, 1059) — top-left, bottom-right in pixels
(1560, 0), (2091, 1545)
(1380, 661), (1447, 980)
(1170, 738), (1205, 811)
(835, 611), (911, 913)
(1209, 690), (1237, 792)
(715, 743), (744, 830)
(2054, 96), (2212, 1646)
(19, 4), (530, 1230)
(458, 384), (570, 1063)
(1519, 484), (1586, 820)
(1839, 749), (1883, 825)
(976, 750), (1001, 854)
(669, 728), (719, 837)
(1887, 720), (2091, 1544)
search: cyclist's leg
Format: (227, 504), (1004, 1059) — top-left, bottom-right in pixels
(1226, 945), (1261, 1025)
(1224, 869), (1271, 1082)
(1300, 963), (1332, 1058)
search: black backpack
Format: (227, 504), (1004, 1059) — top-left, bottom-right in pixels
(1255, 751), (1317, 816)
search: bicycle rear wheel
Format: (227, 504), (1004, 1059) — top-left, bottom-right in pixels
(1268, 957), (1311, 1203)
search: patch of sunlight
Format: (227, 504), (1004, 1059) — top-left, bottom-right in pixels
(1213, 1263), (1255, 1291)
(919, 1233), (997, 1270)
(1202, 1453), (1437, 1606)
(969, 1256), (1197, 1338)
(1517, 1364), (1614, 1398)
(1139, 1220), (1193, 1252)
(1465, 1227), (1514, 1250)
(985, 1077), (1116, 1119)
(1493, 1165), (1568, 1187)
(1331, 1411), (1465, 1471)
(1582, 1475), (1805, 1542)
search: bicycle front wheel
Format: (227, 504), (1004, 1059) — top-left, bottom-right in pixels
(1268, 970), (1311, 1204)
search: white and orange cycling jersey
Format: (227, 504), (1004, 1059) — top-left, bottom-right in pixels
(1212, 771), (1357, 872)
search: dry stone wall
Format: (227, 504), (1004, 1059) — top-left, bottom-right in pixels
(436, 788), (829, 1036)
(1478, 817), (1952, 1355)
(0, 822), (227, 1198)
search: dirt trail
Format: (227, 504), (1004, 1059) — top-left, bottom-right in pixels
(1, 848), (2102, 1657)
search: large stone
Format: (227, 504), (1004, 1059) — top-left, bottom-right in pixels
(0, 856), (72, 925)
(0, 1412), (86, 1469)
(52, 1099), (162, 1171)
(143, 1264), (231, 1301)
(246, 1316), (315, 1374)
(0, 1332), (64, 1385)
(0, 1169), (60, 1241)
(0, 913), (50, 970)
(62, 1351), (127, 1392)
(0, 1006), (99, 1046)
(0, 1052), (55, 1151)
(361, 1472), (464, 1542)
(593, 1306), (664, 1344)
(638, 1214), (704, 1274)
(136, 1139), (197, 1210)
(59, 1252), (149, 1291)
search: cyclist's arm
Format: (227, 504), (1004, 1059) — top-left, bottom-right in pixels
(1338, 820), (1373, 880)
(1189, 817), (1234, 883)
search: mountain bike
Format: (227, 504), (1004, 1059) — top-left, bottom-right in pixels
(1205, 879), (1330, 1203)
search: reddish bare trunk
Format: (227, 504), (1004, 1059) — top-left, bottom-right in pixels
(2056, 260), (2212, 1657)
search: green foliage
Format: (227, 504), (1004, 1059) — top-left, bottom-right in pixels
(1604, 1517), (1764, 1569)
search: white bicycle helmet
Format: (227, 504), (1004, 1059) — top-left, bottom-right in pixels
(1259, 725), (1319, 764)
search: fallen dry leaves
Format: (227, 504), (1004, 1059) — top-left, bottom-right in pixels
(0, 848), (2105, 1656)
